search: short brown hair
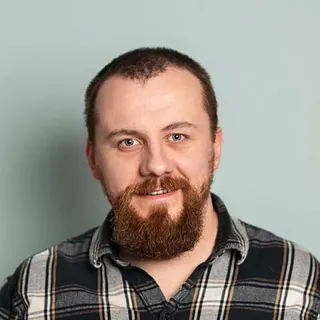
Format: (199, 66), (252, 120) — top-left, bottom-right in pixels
(84, 47), (218, 143)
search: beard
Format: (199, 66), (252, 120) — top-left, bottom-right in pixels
(101, 160), (214, 260)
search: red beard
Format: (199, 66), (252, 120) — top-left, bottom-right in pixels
(107, 172), (213, 260)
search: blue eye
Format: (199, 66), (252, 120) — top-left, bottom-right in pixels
(119, 139), (138, 147)
(168, 134), (186, 142)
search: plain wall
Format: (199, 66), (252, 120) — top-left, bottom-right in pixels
(0, 0), (319, 280)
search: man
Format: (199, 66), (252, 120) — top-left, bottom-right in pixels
(0, 47), (319, 319)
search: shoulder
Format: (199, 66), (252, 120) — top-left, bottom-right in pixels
(238, 219), (320, 313)
(22, 226), (97, 276)
(242, 219), (319, 264)
(0, 227), (98, 318)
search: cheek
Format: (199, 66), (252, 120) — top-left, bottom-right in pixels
(176, 146), (214, 182)
(96, 152), (139, 197)
(176, 156), (208, 179)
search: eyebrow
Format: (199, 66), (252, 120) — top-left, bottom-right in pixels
(105, 121), (198, 141)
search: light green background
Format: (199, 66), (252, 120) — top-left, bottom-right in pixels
(0, 1), (319, 280)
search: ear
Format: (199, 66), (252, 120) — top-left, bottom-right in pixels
(85, 140), (101, 180)
(213, 127), (224, 170)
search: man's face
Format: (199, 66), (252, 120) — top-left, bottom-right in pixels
(86, 67), (223, 259)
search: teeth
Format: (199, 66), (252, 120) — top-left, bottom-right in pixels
(147, 189), (170, 196)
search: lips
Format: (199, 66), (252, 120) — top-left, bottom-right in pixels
(146, 189), (172, 196)
(138, 189), (178, 201)
(131, 176), (187, 197)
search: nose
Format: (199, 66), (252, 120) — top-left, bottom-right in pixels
(139, 143), (173, 177)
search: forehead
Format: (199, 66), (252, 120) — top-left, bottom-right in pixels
(95, 67), (208, 132)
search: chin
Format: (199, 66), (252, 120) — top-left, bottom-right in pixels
(166, 207), (183, 221)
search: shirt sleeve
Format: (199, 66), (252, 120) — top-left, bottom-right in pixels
(0, 265), (25, 320)
(0, 276), (16, 319)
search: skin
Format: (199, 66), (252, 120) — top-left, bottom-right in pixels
(86, 67), (224, 300)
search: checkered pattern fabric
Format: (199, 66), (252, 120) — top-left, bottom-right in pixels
(1, 194), (319, 319)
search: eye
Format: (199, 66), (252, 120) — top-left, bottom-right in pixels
(119, 138), (139, 148)
(168, 134), (186, 142)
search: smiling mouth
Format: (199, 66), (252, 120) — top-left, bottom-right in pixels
(145, 189), (172, 196)
(136, 189), (178, 199)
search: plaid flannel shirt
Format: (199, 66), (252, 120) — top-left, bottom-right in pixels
(1, 193), (319, 319)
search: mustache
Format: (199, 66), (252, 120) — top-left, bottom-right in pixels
(127, 176), (191, 196)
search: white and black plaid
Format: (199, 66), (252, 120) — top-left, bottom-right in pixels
(1, 194), (319, 319)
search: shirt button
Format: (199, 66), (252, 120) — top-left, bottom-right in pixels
(164, 313), (171, 320)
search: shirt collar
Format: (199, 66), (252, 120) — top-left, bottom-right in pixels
(89, 193), (249, 268)
(210, 193), (249, 265)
